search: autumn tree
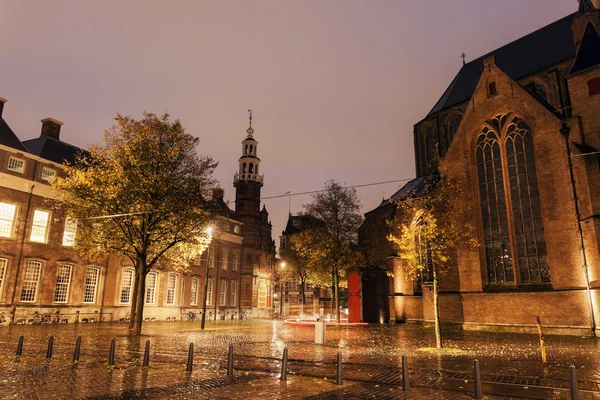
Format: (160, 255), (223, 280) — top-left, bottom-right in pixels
(295, 180), (364, 322)
(52, 112), (217, 335)
(387, 174), (477, 348)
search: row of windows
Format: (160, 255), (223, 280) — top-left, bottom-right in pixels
(193, 247), (240, 271)
(0, 258), (100, 304)
(242, 162), (258, 175)
(118, 269), (239, 307)
(0, 201), (76, 246)
(5, 155), (57, 181)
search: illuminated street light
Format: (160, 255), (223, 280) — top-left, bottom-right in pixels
(201, 225), (214, 330)
(279, 261), (286, 318)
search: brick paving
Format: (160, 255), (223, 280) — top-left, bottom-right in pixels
(0, 320), (599, 399)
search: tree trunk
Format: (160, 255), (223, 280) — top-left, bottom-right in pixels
(128, 258), (143, 330)
(433, 265), (442, 349)
(133, 266), (147, 335)
(300, 279), (306, 317)
(334, 270), (341, 323)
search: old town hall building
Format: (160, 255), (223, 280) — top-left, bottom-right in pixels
(362, 1), (600, 335)
(0, 101), (275, 323)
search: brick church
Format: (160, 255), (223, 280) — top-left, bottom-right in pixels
(361, 0), (600, 335)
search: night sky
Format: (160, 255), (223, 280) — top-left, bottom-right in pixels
(0, 0), (576, 248)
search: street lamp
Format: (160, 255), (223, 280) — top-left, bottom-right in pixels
(279, 262), (286, 318)
(200, 226), (214, 330)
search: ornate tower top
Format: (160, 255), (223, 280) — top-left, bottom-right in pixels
(234, 110), (263, 186)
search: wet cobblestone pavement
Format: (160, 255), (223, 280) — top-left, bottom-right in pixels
(0, 320), (599, 398)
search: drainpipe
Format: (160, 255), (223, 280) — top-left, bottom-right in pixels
(560, 123), (596, 336)
(10, 179), (37, 322)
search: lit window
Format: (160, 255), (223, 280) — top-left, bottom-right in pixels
(0, 258), (7, 295)
(120, 269), (134, 304)
(233, 224), (240, 234)
(166, 273), (177, 305)
(53, 264), (72, 303)
(83, 267), (100, 303)
(62, 217), (77, 247)
(221, 248), (228, 270)
(231, 251), (239, 271)
(20, 261), (42, 302)
(219, 280), (227, 306)
(230, 280), (237, 306)
(0, 202), (17, 238)
(190, 278), (199, 306)
(41, 167), (56, 181)
(7, 156), (25, 173)
(209, 249), (215, 268)
(144, 272), (157, 304)
(206, 279), (214, 306)
(30, 209), (50, 243)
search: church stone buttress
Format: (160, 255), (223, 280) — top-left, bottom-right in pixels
(233, 110), (275, 316)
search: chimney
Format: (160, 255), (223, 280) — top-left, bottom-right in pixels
(40, 118), (63, 140)
(0, 97), (6, 119)
(212, 188), (225, 201)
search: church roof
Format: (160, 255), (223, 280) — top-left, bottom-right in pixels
(569, 22), (600, 76)
(427, 13), (576, 117)
(366, 174), (437, 215)
(0, 119), (28, 152)
(23, 136), (85, 165)
(579, 0), (597, 14)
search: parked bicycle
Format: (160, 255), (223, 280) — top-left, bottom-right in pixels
(187, 311), (197, 321)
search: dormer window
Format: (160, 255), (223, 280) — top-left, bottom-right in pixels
(41, 167), (57, 181)
(7, 156), (25, 173)
(588, 77), (600, 95)
(488, 82), (498, 97)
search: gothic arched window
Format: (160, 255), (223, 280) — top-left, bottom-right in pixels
(524, 82), (549, 103)
(476, 127), (514, 283)
(423, 126), (436, 171)
(505, 118), (550, 283)
(448, 114), (462, 145)
(476, 115), (550, 286)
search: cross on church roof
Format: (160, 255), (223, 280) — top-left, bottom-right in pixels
(461, 52), (467, 66)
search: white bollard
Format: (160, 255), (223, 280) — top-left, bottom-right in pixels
(315, 320), (326, 344)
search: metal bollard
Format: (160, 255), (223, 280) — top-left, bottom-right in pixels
(473, 359), (483, 399)
(108, 338), (116, 366)
(402, 354), (410, 392)
(73, 336), (81, 362)
(46, 336), (54, 359)
(16, 335), (24, 356)
(143, 340), (150, 367)
(280, 347), (288, 381)
(186, 343), (194, 372)
(570, 365), (580, 400)
(336, 352), (343, 385)
(226, 344), (234, 376)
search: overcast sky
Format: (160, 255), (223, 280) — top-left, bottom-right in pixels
(0, 0), (576, 248)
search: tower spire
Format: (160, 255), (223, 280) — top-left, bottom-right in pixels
(246, 109), (254, 138)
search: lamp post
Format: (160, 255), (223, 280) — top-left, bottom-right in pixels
(279, 262), (286, 318)
(200, 227), (214, 330)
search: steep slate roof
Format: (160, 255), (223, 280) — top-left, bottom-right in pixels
(579, 0), (597, 14)
(282, 214), (325, 235)
(0, 119), (28, 152)
(366, 174), (437, 215)
(569, 22), (600, 75)
(22, 136), (84, 164)
(427, 13), (576, 117)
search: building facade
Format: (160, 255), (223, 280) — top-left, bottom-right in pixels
(363, 1), (600, 335)
(233, 113), (276, 318)
(0, 99), (268, 323)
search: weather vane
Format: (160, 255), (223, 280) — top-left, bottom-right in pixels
(461, 52), (467, 66)
(248, 109), (253, 123)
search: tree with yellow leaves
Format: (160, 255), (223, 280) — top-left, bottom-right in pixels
(52, 112), (217, 335)
(387, 173), (477, 348)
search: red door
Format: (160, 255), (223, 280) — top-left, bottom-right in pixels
(347, 273), (362, 323)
